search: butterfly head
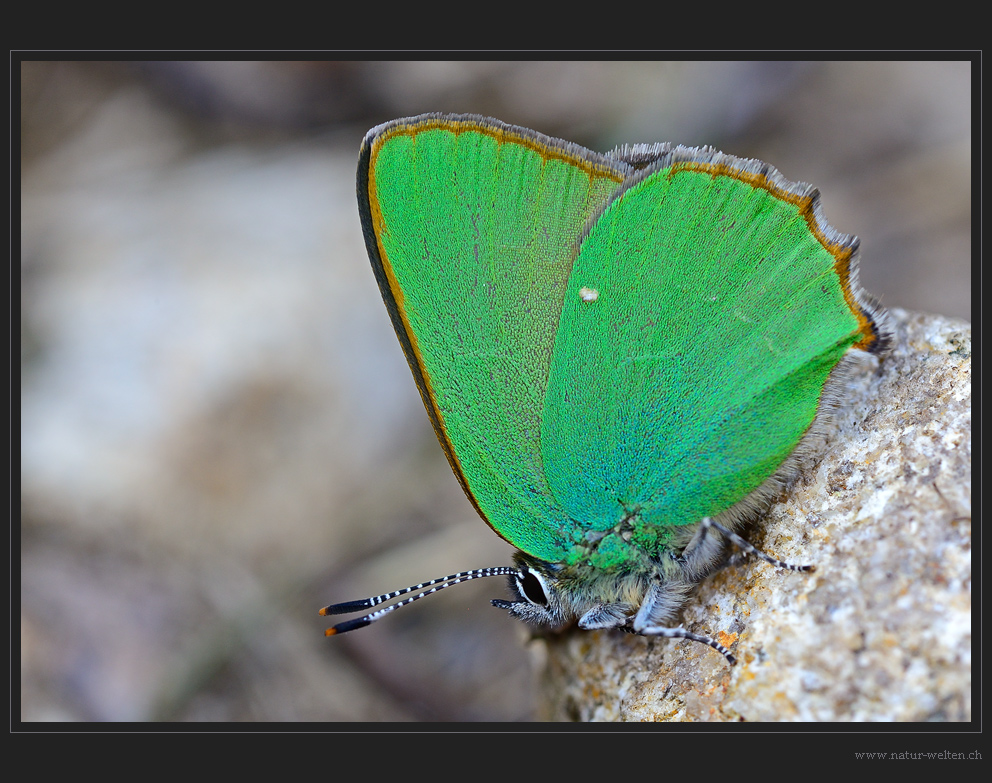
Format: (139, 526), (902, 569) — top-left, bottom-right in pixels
(490, 553), (578, 629)
(491, 550), (661, 632)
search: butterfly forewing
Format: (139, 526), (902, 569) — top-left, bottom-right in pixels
(360, 115), (631, 562)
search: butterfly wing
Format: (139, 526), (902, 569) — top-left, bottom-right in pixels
(358, 114), (632, 563)
(542, 149), (888, 570)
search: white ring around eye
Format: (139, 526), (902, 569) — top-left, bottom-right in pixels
(516, 567), (550, 605)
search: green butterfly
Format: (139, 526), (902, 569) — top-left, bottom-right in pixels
(322, 114), (889, 664)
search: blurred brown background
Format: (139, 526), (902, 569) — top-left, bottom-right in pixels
(19, 60), (972, 722)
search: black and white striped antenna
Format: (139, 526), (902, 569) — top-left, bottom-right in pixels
(320, 567), (519, 636)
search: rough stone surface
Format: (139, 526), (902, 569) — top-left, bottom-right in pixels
(536, 308), (971, 722)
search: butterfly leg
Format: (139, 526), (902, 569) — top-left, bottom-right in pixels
(631, 579), (736, 664)
(699, 517), (815, 573)
(637, 624), (737, 665)
(578, 603), (634, 630)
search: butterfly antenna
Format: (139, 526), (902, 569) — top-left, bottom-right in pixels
(320, 567), (518, 636)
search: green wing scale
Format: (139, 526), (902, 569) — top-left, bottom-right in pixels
(357, 114), (886, 574)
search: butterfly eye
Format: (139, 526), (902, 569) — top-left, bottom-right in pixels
(517, 568), (549, 606)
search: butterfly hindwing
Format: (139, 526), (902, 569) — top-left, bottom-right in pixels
(542, 151), (878, 568)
